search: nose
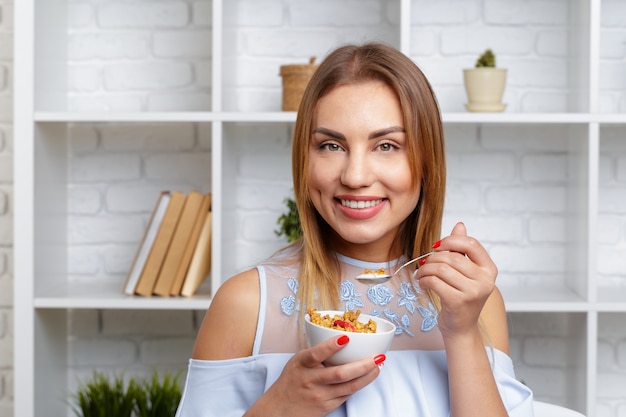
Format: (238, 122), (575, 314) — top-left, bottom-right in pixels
(340, 150), (374, 188)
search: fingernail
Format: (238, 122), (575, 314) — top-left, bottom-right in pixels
(419, 258), (427, 266)
(374, 354), (386, 365)
(432, 240), (441, 249)
(337, 335), (350, 346)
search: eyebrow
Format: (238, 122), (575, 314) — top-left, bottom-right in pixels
(313, 126), (406, 140)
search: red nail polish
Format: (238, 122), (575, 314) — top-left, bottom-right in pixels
(432, 240), (441, 249)
(419, 258), (427, 266)
(374, 354), (386, 365)
(337, 335), (350, 346)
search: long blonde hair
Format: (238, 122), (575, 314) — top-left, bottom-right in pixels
(291, 42), (446, 316)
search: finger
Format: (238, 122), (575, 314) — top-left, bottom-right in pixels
(417, 261), (469, 293)
(450, 221), (467, 236)
(437, 228), (495, 273)
(420, 251), (475, 283)
(314, 375), (377, 410)
(323, 356), (384, 397)
(418, 274), (462, 303)
(421, 253), (496, 293)
(313, 348), (386, 386)
(300, 335), (351, 368)
(418, 257), (497, 308)
(327, 354), (384, 382)
(439, 234), (483, 261)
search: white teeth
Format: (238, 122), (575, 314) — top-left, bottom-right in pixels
(341, 199), (382, 209)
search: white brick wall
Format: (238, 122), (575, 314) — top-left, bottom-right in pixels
(0, 0), (12, 414)
(442, 125), (575, 289)
(3, 0), (626, 416)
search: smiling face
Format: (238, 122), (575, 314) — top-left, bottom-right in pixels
(307, 80), (422, 259)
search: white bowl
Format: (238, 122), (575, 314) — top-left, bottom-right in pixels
(304, 310), (396, 366)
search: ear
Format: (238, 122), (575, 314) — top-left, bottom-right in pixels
(451, 221), (467, 237)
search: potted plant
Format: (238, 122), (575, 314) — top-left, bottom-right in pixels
(463, 49), (507, 112)
(133, 371), (182, 417)
(69, 372), (136, 417)
(69, 370), (182, 417)
(275, 196), (303, 243)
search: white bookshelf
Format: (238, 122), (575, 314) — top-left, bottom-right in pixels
(13, 0), (626, 416)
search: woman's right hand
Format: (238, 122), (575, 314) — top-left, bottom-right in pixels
(246, 335), (385, 417)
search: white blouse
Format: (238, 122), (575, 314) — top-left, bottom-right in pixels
(176, 249), (534, 416)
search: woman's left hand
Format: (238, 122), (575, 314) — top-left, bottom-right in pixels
(415, 222), (498, 339)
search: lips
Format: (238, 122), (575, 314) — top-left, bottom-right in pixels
(336, 197), (387, 220)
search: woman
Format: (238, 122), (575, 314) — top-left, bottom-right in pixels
(176, 42), (534, 417)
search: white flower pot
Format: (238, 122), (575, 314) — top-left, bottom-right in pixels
(463, 67), (507, 112)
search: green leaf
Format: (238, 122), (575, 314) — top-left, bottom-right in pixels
(275, 196), (303, 243)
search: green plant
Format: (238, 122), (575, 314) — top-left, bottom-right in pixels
(69, 370), (183, 417)
(134, 371), (182, 417)
(70, 372), (136, 417)
(275, 196), (303, 242)
(475, 48), (496, 67)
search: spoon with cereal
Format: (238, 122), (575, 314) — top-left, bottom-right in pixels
(355, 251), (437, 285)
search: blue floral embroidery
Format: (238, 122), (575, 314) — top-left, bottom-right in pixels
(281, 296), (297, 316)
(278, 272), (438, 335)
(280, 276), (299, 316)
(367, 284), (393, 306)
(287, 276), (298, 294)
(417, 302), (438, 332)
(397, 281), (418, 314)
(340, 281), (364, 311)
(383, 308), (414, 336)
(411, 283), (439, 331)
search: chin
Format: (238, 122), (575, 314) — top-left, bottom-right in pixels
(338, 232), (386, 246)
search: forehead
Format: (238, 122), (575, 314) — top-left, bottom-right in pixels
(313, 81), (403, 129)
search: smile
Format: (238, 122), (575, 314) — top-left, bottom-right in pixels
(340, 199), (383, 209)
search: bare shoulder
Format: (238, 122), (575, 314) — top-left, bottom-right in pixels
(192, 268), (261, 360)
(479, 286), (510, 354)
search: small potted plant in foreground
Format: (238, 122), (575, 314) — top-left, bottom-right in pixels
(69, 372), (136, 417)
(463, 49), (507, 112)
(69, 370), (182, 417)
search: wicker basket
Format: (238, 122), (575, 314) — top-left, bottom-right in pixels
(280, 57), (318, 111)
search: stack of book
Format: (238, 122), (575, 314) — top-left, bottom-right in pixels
(121, 190), (213, 297)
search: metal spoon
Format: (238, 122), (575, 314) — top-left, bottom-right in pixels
(354, 251), (436, 285)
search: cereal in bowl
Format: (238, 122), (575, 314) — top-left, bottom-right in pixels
(307, 308), (377, 333)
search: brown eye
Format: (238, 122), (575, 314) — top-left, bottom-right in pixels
(320, 142), (343, 152)
(377, 142), (397, 152)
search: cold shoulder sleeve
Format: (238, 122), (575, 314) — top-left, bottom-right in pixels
(174, 355), (287, 417)
(175, 354), (348, 417)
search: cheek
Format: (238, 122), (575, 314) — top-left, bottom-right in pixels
(382, 160), (415, 191)
(306, 166), (326, 215)
(382, 164), (421, 209)
(307, 160), (334, 192)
